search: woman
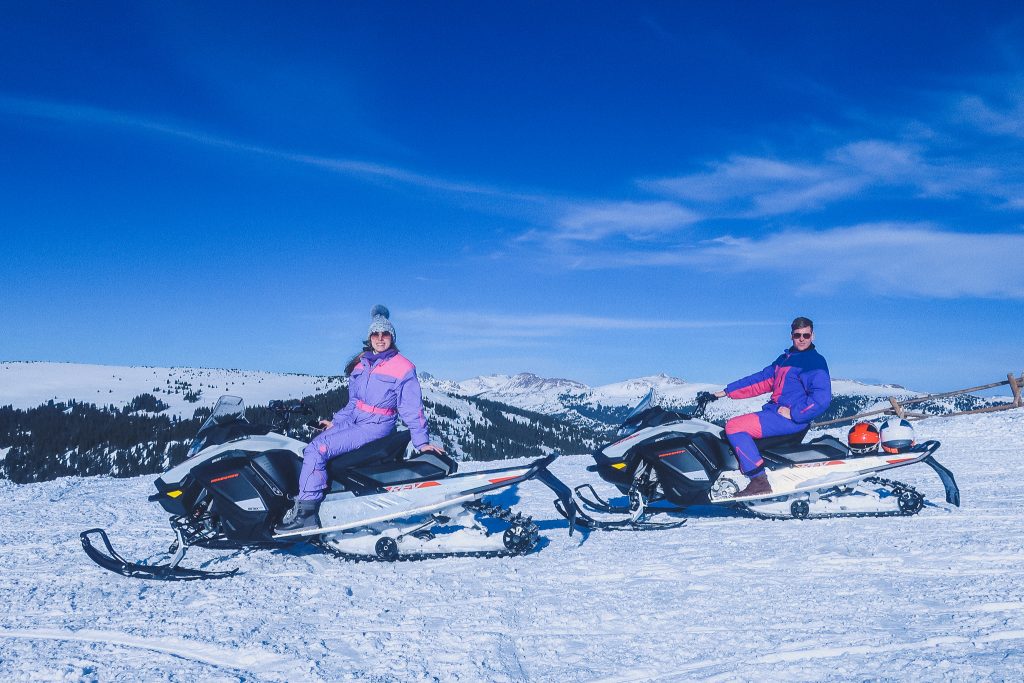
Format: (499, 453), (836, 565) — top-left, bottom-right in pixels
(276, 305), (444, 533)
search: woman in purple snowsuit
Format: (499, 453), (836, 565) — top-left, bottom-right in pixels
(276, 305), (444, 532)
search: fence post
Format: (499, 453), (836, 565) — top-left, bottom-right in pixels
(1010, 372), (1023, 407)
(888, 397), (906, 419)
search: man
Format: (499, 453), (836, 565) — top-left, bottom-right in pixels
(710, 317), (832, 498)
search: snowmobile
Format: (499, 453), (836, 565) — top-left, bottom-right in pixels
(81, 395), (583, 580)
(560, 391), (959, 528)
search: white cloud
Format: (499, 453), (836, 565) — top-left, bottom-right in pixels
(640, 138), (1013, 217)
(552, 200), (701, 241)
(569, 223), (1024, 298)
(0, 93), (537, 201)
(957, 94), (1024, 138)
(641, 155), (827, 206)
(401, 308), (774, 342)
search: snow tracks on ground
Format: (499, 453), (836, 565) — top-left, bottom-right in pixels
(1, 410), (1023, 681)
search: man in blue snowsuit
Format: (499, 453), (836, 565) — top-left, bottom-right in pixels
(712, 317), (832, 498)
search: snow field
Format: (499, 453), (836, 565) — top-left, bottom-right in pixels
(0, 362), (344, 419)
(0, 410), (1022, 681)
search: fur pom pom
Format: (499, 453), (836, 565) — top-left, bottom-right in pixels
(370, 304), (390, 319)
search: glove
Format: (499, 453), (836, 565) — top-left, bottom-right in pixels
(696, 391), (719, 403)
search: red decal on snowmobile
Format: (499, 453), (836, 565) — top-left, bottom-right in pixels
(385, 481), (441, 492)
(611, 433), (642, 447)
(210, 473), (240, 483)
(886, 457), (915, 464)
(488, 476), (519, 485)
(658, 449), (688, 458)
(792, 460), (845, 469)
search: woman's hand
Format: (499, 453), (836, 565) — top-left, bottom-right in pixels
(714, 391), (727, 399)
(418, 443), (446, 455)
(778, 406), (792, 420)
(318, 419), (333, 429)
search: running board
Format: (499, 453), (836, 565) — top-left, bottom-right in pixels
(277, 454), (586, 539)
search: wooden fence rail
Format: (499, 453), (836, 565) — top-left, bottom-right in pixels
(813, 371), (1024, 428)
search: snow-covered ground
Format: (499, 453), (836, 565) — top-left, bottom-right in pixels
(1, 410), (1022, 681)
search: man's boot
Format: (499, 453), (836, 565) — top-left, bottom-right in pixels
(275, 500), (321, 533)
(735, 474), (772, 498)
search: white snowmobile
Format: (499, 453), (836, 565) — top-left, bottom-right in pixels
(82, 395), (583, 580)
(561, 391), (959, 528)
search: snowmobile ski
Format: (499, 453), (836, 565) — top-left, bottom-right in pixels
(80, 528), (239, 581)
(564, 484), (688, 531)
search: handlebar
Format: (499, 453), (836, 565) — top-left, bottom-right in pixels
(269, 400), (314, 416)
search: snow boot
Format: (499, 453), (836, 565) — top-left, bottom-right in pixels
(735, 474), (772, 498)
(275, 500), (321, 533)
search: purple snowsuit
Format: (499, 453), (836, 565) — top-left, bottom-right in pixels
(723, 345), (831, 477)
(297, 349), (431, 501)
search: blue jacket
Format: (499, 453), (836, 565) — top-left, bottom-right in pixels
(725, 345), (832, 424)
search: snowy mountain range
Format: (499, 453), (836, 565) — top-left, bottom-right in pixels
(453, 370), (930, 429)
(2, 361), (925, 429)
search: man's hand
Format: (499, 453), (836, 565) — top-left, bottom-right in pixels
(318, 419), (333, 429)
(696, 391), (719, 403)
(778, 406), (792, 420)
(418, 443), (446, 455)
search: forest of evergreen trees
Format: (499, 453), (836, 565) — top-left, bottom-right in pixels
(0, 397), (201, 484)
(0, 388), (606, 484)
(7, 382), (981, 486)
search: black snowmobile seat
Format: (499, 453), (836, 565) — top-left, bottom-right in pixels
(709, 428), (810, 470)
(325, 431), (458, 490)
(761, 435), (849, 466)
(328, 430), (411, 471)
(752, 427), (810, 452)
(355, 451), (457, 487)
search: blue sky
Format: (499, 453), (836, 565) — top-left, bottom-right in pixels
(2, 2), (1022, 392)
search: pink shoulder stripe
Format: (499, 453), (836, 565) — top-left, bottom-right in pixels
(373, 353), (415, 380)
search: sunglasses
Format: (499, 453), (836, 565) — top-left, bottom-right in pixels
(370, 331), (393, 339)
(792, 332), (812, 340)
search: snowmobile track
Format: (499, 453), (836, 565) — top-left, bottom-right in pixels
(743, 476), (927, 520)
(315, 500), (541, 562)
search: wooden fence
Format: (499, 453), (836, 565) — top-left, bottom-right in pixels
(813, 371), (1024, 428)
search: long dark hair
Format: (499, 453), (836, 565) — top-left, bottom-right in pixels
(344, 340), (400, 375)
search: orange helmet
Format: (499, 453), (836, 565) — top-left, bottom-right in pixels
(847, 421), (880, 455)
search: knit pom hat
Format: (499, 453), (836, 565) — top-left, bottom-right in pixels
(367, 304), (396, 340)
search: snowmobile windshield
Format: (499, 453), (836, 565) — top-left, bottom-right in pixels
(618, 390), (655, 437)
(187, 395), (248, 457)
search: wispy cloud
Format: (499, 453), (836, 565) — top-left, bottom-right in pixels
(0, 93), (540, 201)
(566, 222), (1024, 298)
(957, 93), (1024, 138)
(403, 308), (774, 340)
(639, 139), (1008, 218)
(547, 200), (701, 242)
